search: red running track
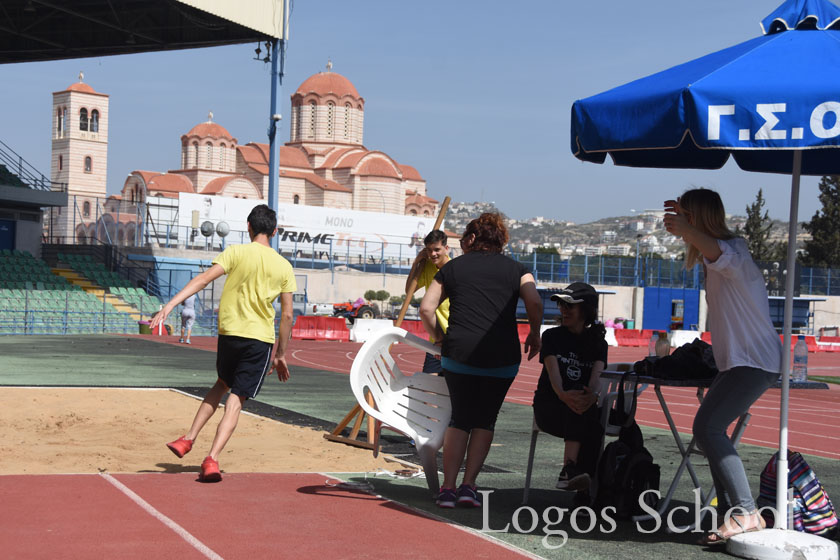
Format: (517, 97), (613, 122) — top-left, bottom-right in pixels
(0, 472), (533, 560)
(136, 335), (840, 461)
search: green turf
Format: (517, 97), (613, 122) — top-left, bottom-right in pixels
(1, 335), (838, 559)
(809, 375), (840, 385)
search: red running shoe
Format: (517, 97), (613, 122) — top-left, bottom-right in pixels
(166, 436), (193, 458)
(200, 456), (221, 482)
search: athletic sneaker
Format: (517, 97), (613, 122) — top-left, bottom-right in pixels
(185, 339), (191, 344)
(456, 484), (481, 507)
(556, 461), (591, 491)
(436, 487), (457, 508)
(178, 338), (184, 343)
(200, 456), (222, 482)
(166, 436), (193, 458)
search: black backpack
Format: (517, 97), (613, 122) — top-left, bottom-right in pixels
(595, 373), (661, 518)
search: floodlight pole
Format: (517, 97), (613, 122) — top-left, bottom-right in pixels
(267, 37), (286, 250)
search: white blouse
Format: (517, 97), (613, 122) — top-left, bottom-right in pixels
(704, 237), (782, 374)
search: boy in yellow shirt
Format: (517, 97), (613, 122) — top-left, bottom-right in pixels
(406, 230), (451, 373)
(151, 204), (296, 482)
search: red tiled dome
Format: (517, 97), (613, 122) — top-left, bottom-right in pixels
(185, 122), (234, 140)
(295, 72), (360, 99)
(65, 82), (97, 93)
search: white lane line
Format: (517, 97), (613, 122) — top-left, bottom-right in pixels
(99, 473), (224, 560)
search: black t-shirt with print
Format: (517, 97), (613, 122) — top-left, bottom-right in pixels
(434, 252), (528, 369)
(534, 326), (608, 403)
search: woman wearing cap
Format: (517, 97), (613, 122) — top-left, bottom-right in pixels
(664, 188), (780, 545)
(532, 282), (606, 500)
(420, 213), (543, 509)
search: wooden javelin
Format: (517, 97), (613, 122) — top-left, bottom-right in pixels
(323, 196), (451, 451)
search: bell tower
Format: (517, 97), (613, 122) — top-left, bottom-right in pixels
(50, 72), (109, 243)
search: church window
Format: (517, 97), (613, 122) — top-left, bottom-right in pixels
(83, 201), (91, 218)
(90, 110), (99, 133)
(327, 102), (334, 138)
(192, 142), (199, 168)
(220, 143), (226, 169)
(56, 108), (63, 135)
(309, 102), (316, 138)
(293, 195), (300, 204)
(84, 156), (92, 173)
(58, 155), (63, 171)
(409, 209), (417, 216)
(79, 108), (88, 131)
(206, 142), (212, 168)
(344, 104), (351, 139)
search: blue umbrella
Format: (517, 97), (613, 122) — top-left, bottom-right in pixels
(571, 0), (839, 549)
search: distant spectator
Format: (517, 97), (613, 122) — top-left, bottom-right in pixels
(180, 294), (196, 344)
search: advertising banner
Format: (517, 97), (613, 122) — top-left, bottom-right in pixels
(177, 193), (433, 258)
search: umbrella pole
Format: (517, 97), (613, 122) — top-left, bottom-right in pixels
(776, 149), (801, 529)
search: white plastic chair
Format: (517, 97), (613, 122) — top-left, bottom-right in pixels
(349, 326), (450, 496)
(521, 362), (648, 504)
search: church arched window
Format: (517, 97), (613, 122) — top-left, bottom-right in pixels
(90, 110), (99, 133)
(344, 103), (351, 139)
(192, 142), (199, 168)
(58, 155), (63, 171)
(79, 108), (88, 131)
(205, 142), (213, 168)
(309, 102), (316, 138)
(220, 143), (226, 169)
(84, 156), (92, 173)
(327, 102), (335, 138)
(293, 195), (300, 205)
(57, 108), (63, 135)
(83, 201), (91, 217)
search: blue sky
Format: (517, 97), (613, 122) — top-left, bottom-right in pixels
(0, 0), (826, 223)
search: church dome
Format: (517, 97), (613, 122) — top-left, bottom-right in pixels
(185, 119), (234, 140)
(295, 70), (360, 100)
(65, 82), (97, 94)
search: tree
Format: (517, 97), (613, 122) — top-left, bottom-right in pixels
(802, 175), (840, 267)
(375, 290), (390, 302)
(739, 188), (776, 261)
(363, 289), (377, 301)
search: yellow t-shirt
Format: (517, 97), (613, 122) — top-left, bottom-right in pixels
(417, 259), (450, 343)
(213, 242), (297, 344)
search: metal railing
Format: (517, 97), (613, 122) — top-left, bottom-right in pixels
(0, 139), (65, 191)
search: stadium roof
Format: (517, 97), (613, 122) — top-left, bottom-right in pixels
(0, 0), (288, 64)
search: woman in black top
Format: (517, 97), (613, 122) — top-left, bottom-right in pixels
(420, 213), (543, 508)
(532, 282), (606, 498)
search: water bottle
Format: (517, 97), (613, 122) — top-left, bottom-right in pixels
(655, 331), (671, 357)
(792, 335), (808, 383)
(648, 332), (658, 357)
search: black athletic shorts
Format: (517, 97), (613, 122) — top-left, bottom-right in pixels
(216, 335), (274, 399)
(442, 369), (514, 432)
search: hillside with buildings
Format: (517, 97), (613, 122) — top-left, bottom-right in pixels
(445, 201), (799, 259)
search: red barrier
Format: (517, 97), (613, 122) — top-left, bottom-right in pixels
(322, 316), (350, 342)
(401, 320), (430, 340)
(292, 316), (321, 340)
(701, 332), (712, 344)
(779, 334), (818, 353)
(292, 316), (350, 341)
(614, 329), (647, 347)
(818, 335), (840, 352)
(517, 323), (530, 343)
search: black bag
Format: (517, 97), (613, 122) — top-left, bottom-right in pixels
(633, 339), (718, 380)
(596, 373), (660, 518)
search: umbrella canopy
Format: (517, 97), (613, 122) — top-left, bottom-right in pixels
(570, 0), (840, 535)
(572, 0), (840, 175)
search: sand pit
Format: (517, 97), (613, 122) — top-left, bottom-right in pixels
(0, 387), (399, 475)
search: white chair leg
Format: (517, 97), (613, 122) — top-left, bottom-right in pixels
(522, 426), (540, 504)
(417, 444), (441, 498)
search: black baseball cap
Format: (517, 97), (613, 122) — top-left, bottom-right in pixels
(550, 282), (598, 308)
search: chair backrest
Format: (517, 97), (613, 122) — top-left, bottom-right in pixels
(349, 326), (450, 448)
(599, 364), (648, 437)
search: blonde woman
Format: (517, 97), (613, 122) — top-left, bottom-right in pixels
(664, 188), (780, 545)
